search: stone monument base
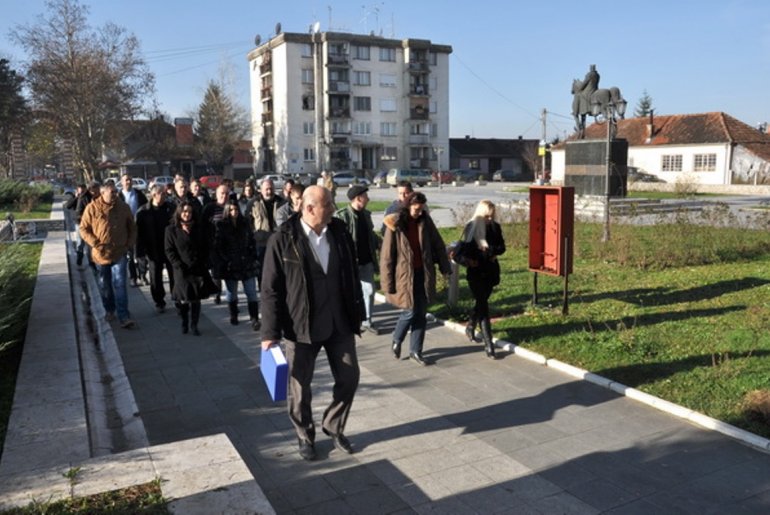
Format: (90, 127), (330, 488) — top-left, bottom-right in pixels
(564, 139), (628, 197)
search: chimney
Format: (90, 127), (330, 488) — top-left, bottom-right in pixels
(645, 109), (655, 144)
(174, 117), (194, 147)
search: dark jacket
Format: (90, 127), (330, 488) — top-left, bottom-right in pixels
(118, 188), (148, 215)
(464, 220), (506, 287)
(245, 195), (286, 246)
(260, 216), (364, 344)
(213, 217), (259, 281)
(380, 211), (452, 309)
(164, 222), (214, 302)
(135, 201), (174, 262)
(75, 192), (94, 224)
(334, 204), (380, 266)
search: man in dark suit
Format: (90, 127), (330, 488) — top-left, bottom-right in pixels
(260, 186), (365, 461)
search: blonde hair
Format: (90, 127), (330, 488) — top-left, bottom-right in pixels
(471, 200), (496, 221)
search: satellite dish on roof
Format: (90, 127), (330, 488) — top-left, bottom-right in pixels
(254, 34), (261, 46)
(275, 22), (282, 35)
(312, 21), (321, 33)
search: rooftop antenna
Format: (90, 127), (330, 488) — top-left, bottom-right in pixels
(275, 22), (282, 35)
(254, 34), (261, 46)
(328, 5), (333, 31)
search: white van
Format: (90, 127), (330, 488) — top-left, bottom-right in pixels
(385, 168), (432, 187)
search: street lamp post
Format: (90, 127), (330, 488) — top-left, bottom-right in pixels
(433, 145), (444, 190)
(592, 97), (627, 243)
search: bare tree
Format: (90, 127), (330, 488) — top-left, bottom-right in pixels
(0, 59), (28, 177)
(194, 80), (248, 175)
(11, 0), (155, 182)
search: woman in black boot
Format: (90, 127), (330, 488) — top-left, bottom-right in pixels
(463, 200), (506, 359)
(213, 200), (261, 331)
(165, 201), (216, 336)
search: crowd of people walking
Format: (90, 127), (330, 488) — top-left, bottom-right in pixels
(67, 172), (507, 461)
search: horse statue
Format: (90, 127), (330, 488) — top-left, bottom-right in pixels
(571, 78), (626, 138)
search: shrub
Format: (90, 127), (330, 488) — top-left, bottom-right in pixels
(673, 172), (699, 198)
(0, 179), (53, 211)
(0, 244), (39, 353)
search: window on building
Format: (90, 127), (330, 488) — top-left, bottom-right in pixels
(430, 77), (438, 91)
(303, 122), (314, 135)
(661, 154), (683, 172)
(353, 96), (371, 111)
(304, 148), (315, 161)
(301, 44), (313, 57)
(429, 101), (437, 114)
(430, 51), (437, 65)
(380, 98), (397, 112)
(302, 95), (315, 110)
(331, 121), (350, 134)
(431, 123), (438, 137)
(301, 69), (314, 84)
(379, 73), (397, 87)
(353, 122), (371, 135)
(379, 47), (396, 62)
(353, 70), (371, 86)
(693, 153), (717, 172)
(352, 45), (370, 60)
(380, 122), (397, 136)
(382, 146), (398, 160)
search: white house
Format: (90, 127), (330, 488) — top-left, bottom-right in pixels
(551, 112), (770, 186)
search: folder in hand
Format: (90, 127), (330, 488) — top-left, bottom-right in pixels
(260, 345), (288, 402)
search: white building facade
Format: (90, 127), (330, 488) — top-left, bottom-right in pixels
(247, 31), (452, 177)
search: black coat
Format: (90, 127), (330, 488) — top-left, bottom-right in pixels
(260, 216), (365, 344)
(164, 222), (215, 302)
(212, 217), (259, 281)
(136, 202), (174, 262)
(465, 220), (506, 287)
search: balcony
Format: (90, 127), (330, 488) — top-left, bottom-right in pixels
(410, 85), (429, 96)
(327, 53), (350, 66)
(328, 107), (351, 119)
(408, 61), (429, 72)
(408, 134), (431, 145)
(260, 87), (272, 100)
(259, 63), (272, 75)
(410, 107), (429, 120)
(328, 81), (350, 93)
(261, 112), (273, 125)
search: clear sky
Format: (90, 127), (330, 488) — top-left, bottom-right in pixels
(2, 0), (769, 141)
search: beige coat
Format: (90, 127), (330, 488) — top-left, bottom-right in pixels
(79, 195), (136, 265)
(379, 211), (451, 309)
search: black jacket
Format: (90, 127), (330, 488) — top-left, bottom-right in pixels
(136, 202), (174, 261)
(465, 220), (506, 287)
(164, 222), (213, 301)
(260, 216), (364, 344)
(213, 217), (259, 281)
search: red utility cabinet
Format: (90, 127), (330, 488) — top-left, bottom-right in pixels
(529, 186), (574, 277)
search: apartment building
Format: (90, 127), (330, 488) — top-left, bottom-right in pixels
(247, 31), (452, 177)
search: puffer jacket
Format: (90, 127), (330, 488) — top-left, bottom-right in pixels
(380, 210), (452, 309)
(79, 196), (136, 265)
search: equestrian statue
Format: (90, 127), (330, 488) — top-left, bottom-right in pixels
(571, 64), (626, 138)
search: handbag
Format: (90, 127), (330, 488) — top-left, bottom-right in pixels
(448, 240), (479, 268)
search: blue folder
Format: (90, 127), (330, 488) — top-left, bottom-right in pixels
(260, 345), (288, 402)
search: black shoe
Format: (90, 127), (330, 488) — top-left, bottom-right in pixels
(298, 438), (317, 461)
(465, 324), (476, 343)
(214, 294), (221, 305)
(392, 341), (402, 360)
(323, 428), (353, 454)
(191, 326), (201, 336)
(410, 353), (428, 366)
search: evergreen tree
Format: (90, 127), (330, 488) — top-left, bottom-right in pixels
(0, 59), (28, 176)
(634, 89), (654, 117)
(194, 81), (248, 174)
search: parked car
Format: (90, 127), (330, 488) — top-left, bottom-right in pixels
(627, 167), (665, 183)
(372, 170), (388, 186)
(492, 169), (525, 182)
(256, 174), (287, 191)
(385, 168), (432, 187)
(131, 178), (148, 191)
(149, 175), (175, 189)
(198, 174), (223, 190)
(332, 172), (371, 187)
(451, 169), (484, 182)
(431, 170), (455, 183)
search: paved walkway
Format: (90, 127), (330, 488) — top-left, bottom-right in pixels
(2, 201), (770, 513)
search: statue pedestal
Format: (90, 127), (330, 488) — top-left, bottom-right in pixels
(564, 139), (628, 197)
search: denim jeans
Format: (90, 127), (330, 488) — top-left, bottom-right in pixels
(392, 268), (427, 355)
(95, 255), (130, 321)
(358, 262), (374, 324)
(224, 277), (258, 303)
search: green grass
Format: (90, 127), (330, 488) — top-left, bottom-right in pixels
(626, 190), (724, 200)
(335, 200), (392, 212)
(1, 202), (52, 220)
(430, 212), (770, 439)
(0, 243), (41, 460)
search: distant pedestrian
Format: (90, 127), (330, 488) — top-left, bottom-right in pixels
(335, 184), (380, 332)
(189, 178), (212, 210)
(202, 184), (232, 304)
(261, 186), (365, 461)
(275, 182), (304, 227)
(79, 182), (137, 328)
(66, 183), (87, 265)
(165, 201), (216, 335)
(118, 173), (148, 287)
(461, 200), (506, 359)
(213, 200), (261, 330)
(320, 170), (337, 204)
(245, 178), (286, 287)
(238, 181), (256, 214)
(136, 185), (175, 313)
(380, 192), (451, 366)
(75, 181), (101, 266)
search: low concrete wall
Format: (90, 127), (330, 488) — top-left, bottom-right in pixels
(628, 182), (770, 196)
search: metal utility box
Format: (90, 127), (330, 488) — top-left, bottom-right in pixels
(528, 186), (574, 277)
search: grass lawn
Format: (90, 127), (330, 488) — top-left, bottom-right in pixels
(335, 200), (391, 212)
(431, 207), (770, 439)
(627, 190), (724, 200)
(1, 202), (53, 220)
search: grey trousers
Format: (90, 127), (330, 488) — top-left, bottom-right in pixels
(285, 330), (359, 442)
